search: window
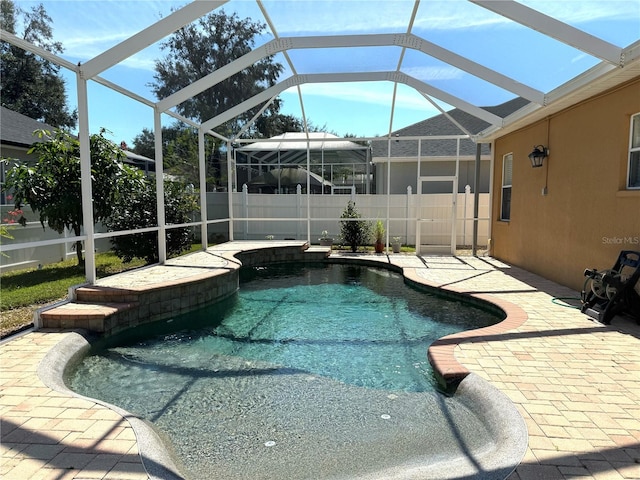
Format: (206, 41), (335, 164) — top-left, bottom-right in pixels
(501, 153), (512, 221)
(629, 113), (640, 189)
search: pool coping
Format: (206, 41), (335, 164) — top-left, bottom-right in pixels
(33, 244), (531, 479)
(36, 331), (185, 480)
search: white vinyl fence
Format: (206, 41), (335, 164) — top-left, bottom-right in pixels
(224, 187), (489, 248)
(1, 189), (489, 273)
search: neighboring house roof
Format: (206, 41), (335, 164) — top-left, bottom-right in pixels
(371, 97), (530, 159)
(0, 106), (154, 169)
(0, 106), (56, 148)
(121, 149), (156, 172)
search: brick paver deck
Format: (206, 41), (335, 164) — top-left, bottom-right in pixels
(1, 244), (639, 479)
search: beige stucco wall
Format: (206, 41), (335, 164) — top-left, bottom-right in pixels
(490, 78), (640, 291)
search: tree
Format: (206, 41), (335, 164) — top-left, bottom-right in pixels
(150, 9), (286, 187)
(131, 123), (221, 190)
(150, 10), (283, 132)
(0, 0), (76, 128)
(104, 180), (200, 264)
(339, 201), (371, 253)
(4, 129), (145, 265)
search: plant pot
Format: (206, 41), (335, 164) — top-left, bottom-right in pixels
(392, 242), (401, 253)
(319, 238), (333, 247)
(374, 240), (384, 253)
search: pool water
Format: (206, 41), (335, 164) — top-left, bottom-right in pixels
(68, 263), (502, 479)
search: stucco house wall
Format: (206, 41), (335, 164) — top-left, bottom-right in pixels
(490, 77), (640, 291)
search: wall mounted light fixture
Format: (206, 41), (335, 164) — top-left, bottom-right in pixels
(527, 145), (549, 168)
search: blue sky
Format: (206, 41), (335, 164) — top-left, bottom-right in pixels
(11, 0), (640, 144)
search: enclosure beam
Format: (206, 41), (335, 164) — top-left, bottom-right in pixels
(158, 31), (544, 112)
(81, 0), (228, 79)
(76, 76), (96, 284)
(473, 142), (481, 256)
(154, 109), (167, 263)
(0, 29), (77, 70)
(227, 140), (235, 241)
(198, 128), (208, 249)
(202, 72), (503, 132)
(471, 0), (622, 65)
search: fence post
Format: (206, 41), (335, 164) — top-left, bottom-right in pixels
(406, 185), (412, 244)
(297, 184), (302, 240)
(242, 184), (249, 240)
(464, 184), (471, 246)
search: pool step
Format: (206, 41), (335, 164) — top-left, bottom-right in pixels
(39, 243), (332, 334)
(40, 300), (138, 333)
(40, 285), (142, 332)
(75, 285), (140, 304)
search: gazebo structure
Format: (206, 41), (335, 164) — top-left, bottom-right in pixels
(1, 1), (638, 284)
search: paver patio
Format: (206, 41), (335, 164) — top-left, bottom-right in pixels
(1, 244), (639, 479)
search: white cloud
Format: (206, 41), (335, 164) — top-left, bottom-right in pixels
(281, 82), (438, 113)
(520, 0), (640, 24)
(571, 52), (589, 63)
(402, 66), (464, 81)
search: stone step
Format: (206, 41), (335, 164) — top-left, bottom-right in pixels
(40, 301), (138, 333)
(75, 285), (139, 304)
(38, 242), (331, 335)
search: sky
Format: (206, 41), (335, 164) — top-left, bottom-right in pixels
(9, 0), (640, 145)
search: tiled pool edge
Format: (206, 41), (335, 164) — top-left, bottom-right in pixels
(426, 291), (529, 390)
(326, 256), (530, 391)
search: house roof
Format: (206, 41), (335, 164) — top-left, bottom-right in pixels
(371, 97), (530, 159)
(0, 106), (56, 148)
(0, 106), (154, 168)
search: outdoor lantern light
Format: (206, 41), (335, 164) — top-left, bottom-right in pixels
(527, 145), (548, 168)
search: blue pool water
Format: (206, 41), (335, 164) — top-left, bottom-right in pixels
(68, 263), (502, 479)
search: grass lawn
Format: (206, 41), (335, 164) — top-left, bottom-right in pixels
(0, 252), (148, 338)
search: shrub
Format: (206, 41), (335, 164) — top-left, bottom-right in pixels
(105, 180), (199, 263)
(339, 201), (370, 253)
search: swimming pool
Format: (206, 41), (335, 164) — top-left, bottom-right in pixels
(67, 263), (514, 479)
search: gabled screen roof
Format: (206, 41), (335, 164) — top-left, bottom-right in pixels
(2, 0), (639, 143)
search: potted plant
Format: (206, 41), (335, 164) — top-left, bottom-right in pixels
(374, 220), (385, 253)
(319, 230), (333, 247)
(392, 236), (402, 253)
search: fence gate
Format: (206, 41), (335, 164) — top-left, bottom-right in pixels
(416, 176), (458, 255)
